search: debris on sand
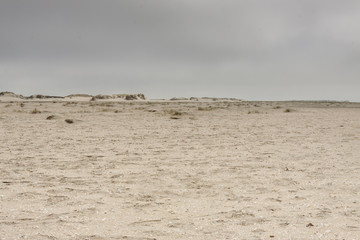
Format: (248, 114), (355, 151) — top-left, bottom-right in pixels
(65, 119), (74, 124)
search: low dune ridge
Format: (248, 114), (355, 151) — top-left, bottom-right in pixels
(94, 93), (145, 100)
(170, 97), (243, 101)
(0, 91), (24, 98)
(27, 94), (65, 99)
(66, 94), (94, 98)
(0, 92), (146, 102)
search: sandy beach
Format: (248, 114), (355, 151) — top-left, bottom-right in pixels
(1, 97), (360, 240)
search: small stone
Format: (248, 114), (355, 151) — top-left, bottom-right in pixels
(65, 119), (74, 124)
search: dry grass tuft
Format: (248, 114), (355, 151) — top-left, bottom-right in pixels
(98, 103), (114, 107)
(164, 109), (185, 119)
(63, 102), (78, 106)
(198, 106), (213, 111)
(99, 108), (114, 112)
(284, 108), (292, 113)
(31, 108), (41, 114)
(166, 109), (183, 116)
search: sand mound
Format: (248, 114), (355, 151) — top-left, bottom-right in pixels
(0, 91), (24, 101)
(0, 92), (146, 102)
(26, 94), (64, 99)
(0, 91), (24, 98)
(94, 93), (146, 100)
(66, 94), (93, 98)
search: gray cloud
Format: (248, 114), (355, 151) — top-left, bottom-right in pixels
(0, 0), (359, 100)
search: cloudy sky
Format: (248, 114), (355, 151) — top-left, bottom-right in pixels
(0, 0), (359, 100)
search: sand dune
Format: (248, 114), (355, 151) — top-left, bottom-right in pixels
(1, 98), (359, 239)
(0, 92), (146, 102)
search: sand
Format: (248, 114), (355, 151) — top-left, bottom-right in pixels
(1, 99), (360, 239)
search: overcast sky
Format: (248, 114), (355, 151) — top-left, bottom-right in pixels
(0, 0), (359, 100)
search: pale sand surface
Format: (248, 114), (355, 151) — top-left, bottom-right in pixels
(1, 99), (360, 239)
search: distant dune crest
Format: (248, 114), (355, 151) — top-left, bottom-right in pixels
(91, 93), (145, 100)
(0, 91), (24, 99)
(1, 92), (243, 102)
(0, 92), (146, 101)
(170, 97), (242, 101)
